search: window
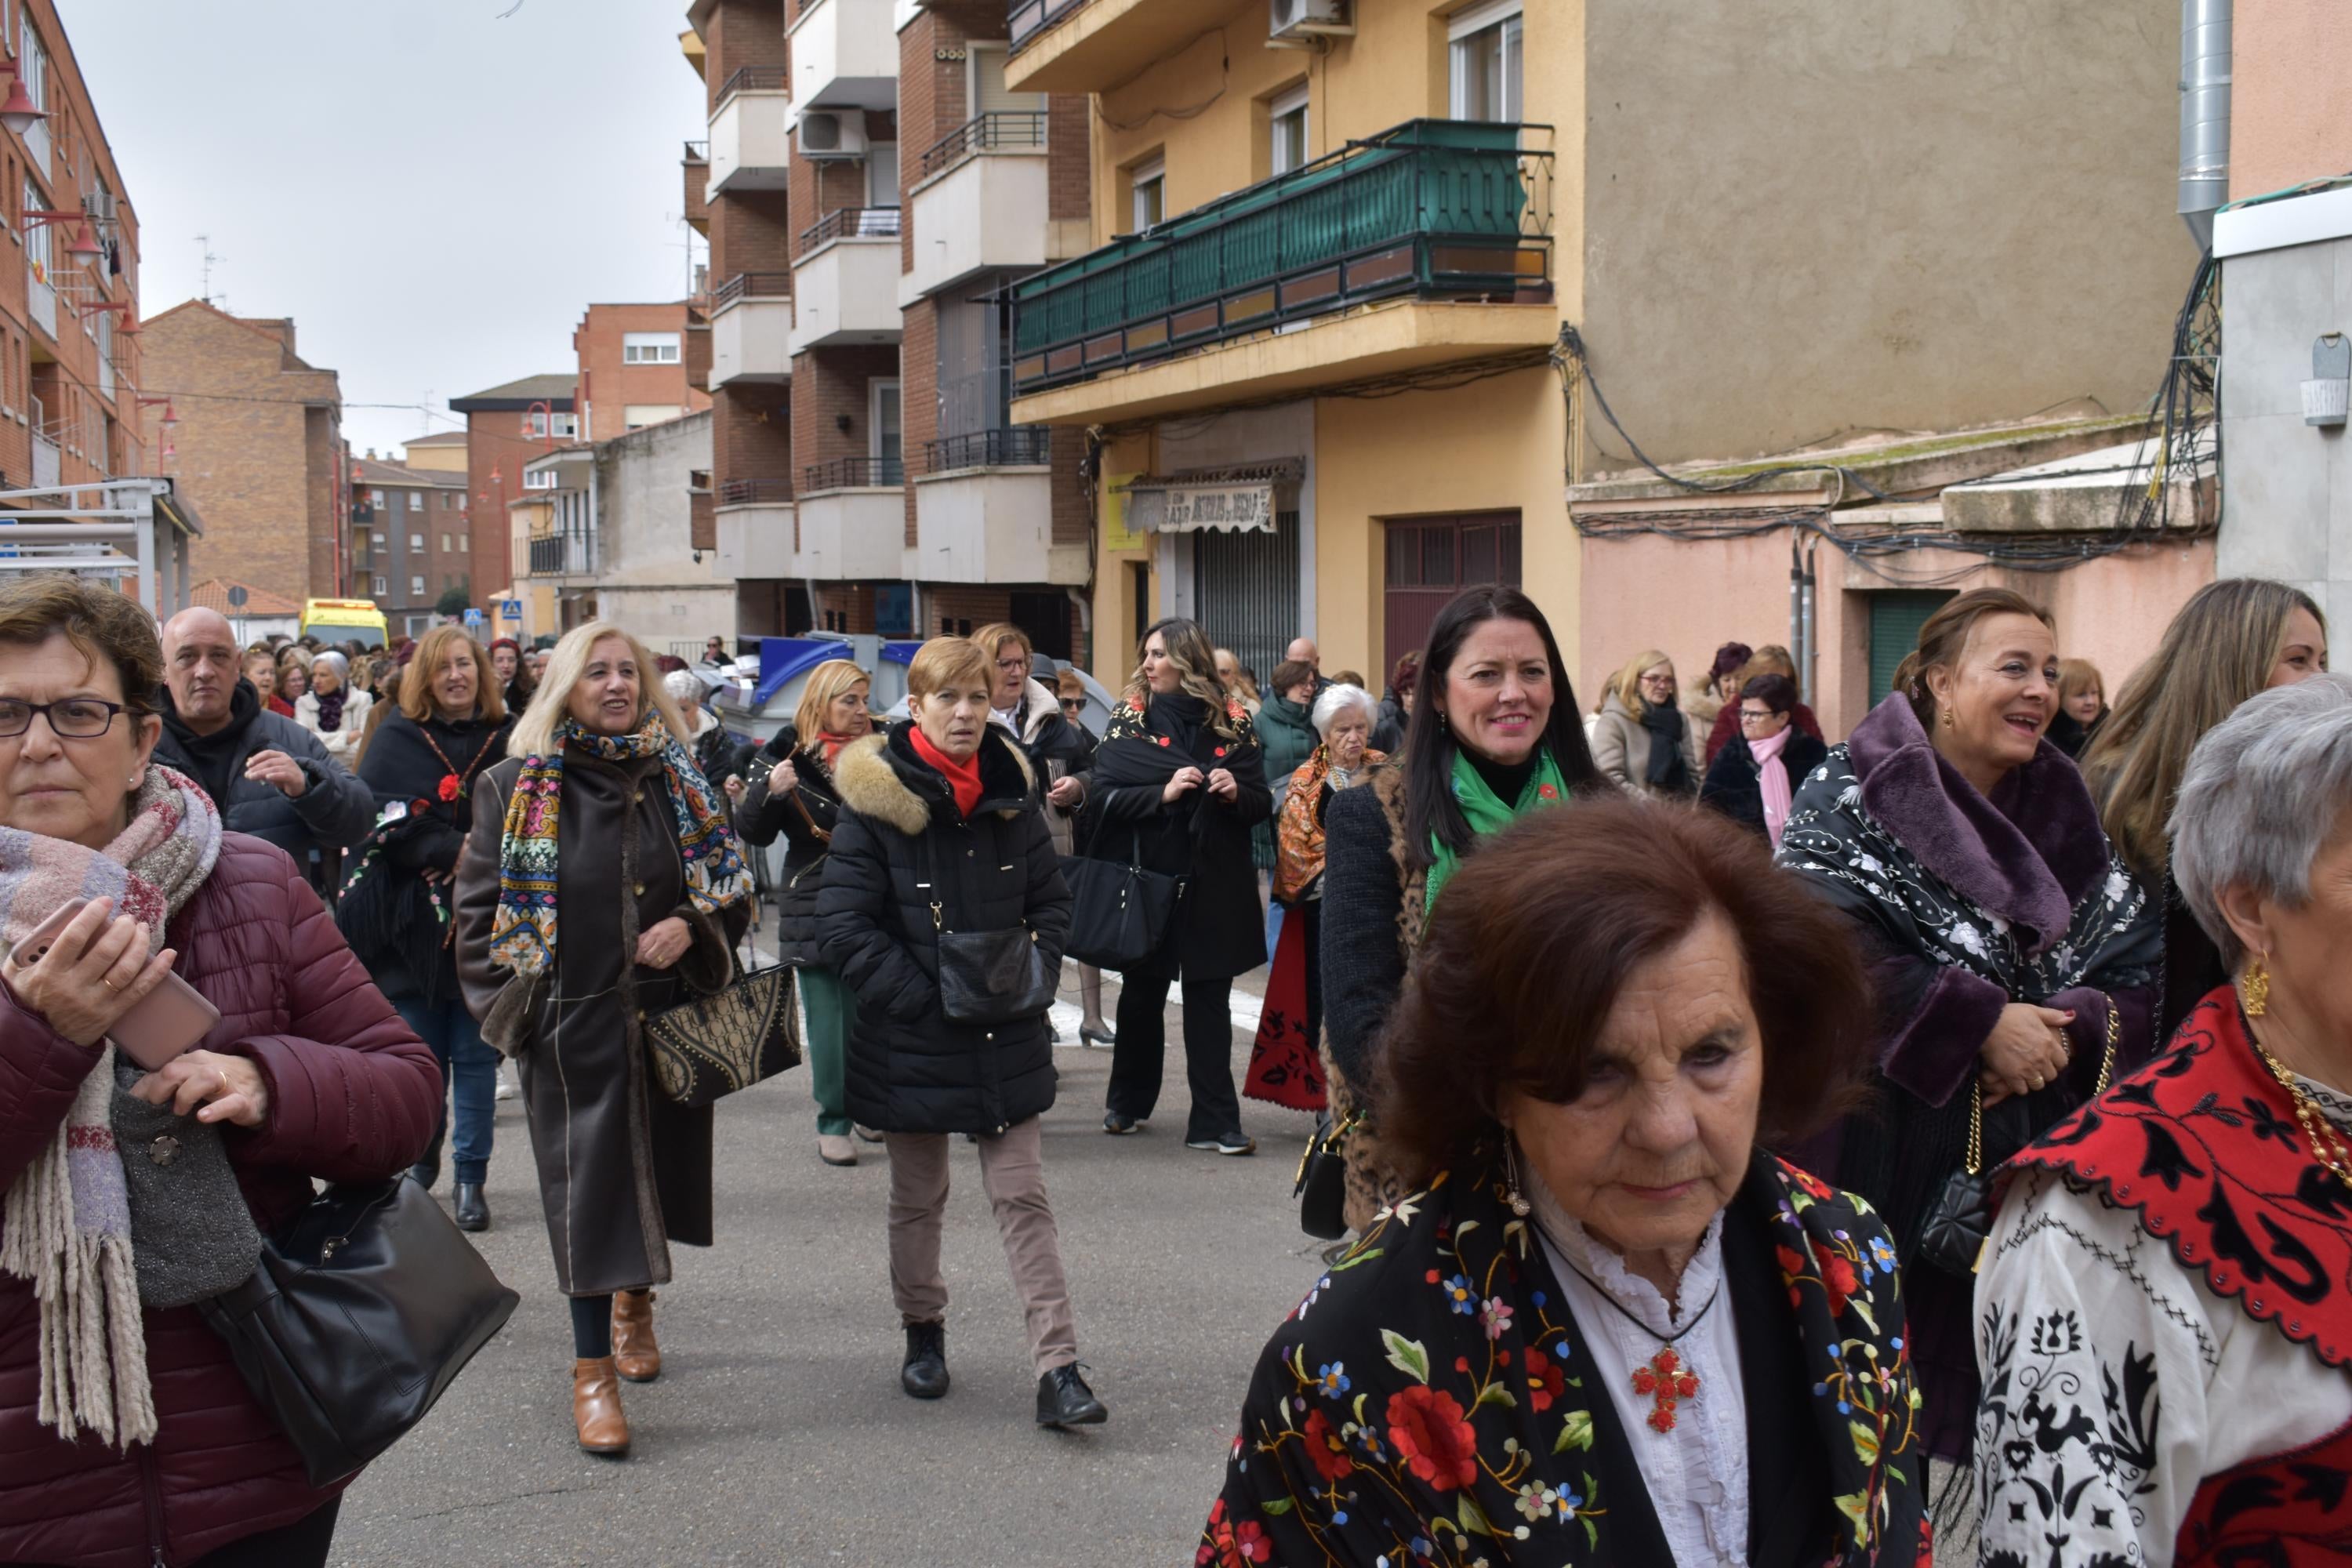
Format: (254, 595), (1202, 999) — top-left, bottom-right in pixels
(441, 532), (451, 552)
(372, 575), (387, 596)
(1450, 1), (1523, 124)
(1269, 85), (1309, 176)
(459, 533), (470, 553)
(410, 533), (424, 552)
(866, 143), (898, 209)
(1129, 158), (1164, 232)
(369, 488), (385, 508)
(410, 575), (426, 597)
(371, 529), (384, 547)
(21, 178), (45, 278)
(523, 468), (557, 491)
(870, 379), (902, 471)
(524, 410), (578, 439)
(406, 491), (423, 512)
(621, 332), (681, 365)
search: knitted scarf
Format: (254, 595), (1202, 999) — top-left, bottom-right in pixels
(0, 766), (223, 1448)
(488, 711), (748, 978)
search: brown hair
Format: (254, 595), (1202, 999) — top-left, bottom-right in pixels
(907, 635), (993, 701)
(1270, 659), (1316, 697)
(0, 577), (164, 714)
(1054, 666), (1087, 701)
(1887, 587), (2053, 728)
(1375, 797), (1870, 1185)
(400, 625), (507, 724)
(1734, 644), (1795, 688)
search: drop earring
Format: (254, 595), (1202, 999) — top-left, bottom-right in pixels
(1502, 1134), (1532, 1218)
(1941, 709), (1955, 730)
(2244, 954), (2271, 1019)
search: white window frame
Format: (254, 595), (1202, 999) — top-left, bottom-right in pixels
(1269, 84), (1310, 176)
(869, 379), (902, 467)
(523, 468), (558, 492)
(409, 533), (424, 553)
(524, 410), (579, 439)
(621, 332), (681, 365)
(407, 491), (423, 512)
(1130, 158), (1165, 233)
(372, 575), (387, 597)
(1448, 0), (1524, 125)
(459, 532), (470, 554)
(410, 575), (426, 597)
(441, 532), (452, 552)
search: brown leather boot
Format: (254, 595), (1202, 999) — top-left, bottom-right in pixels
(612, 1289), (662, 1382)
(572, 1356), (630, 1455)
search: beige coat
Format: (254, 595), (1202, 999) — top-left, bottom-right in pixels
(1588, 691), (1704, 797)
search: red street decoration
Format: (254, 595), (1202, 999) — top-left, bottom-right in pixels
(1631, 1347), (1700, 1433)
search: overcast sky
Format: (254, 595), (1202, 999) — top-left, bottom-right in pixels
(65, 0), (710, 459)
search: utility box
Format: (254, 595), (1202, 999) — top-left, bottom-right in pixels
(2305, 332), (2350, 426)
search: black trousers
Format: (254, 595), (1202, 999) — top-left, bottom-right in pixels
(1108, 972), (1243, 1141)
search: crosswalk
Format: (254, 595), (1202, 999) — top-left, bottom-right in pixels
(1047, 961), (1265, 1047)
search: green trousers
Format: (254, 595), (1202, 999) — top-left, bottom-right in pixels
(800, 964), (855, 1136)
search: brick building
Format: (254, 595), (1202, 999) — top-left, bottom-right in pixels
(573, 300), (710, 443)
(350, 453), (471, 638)
(140, 301), (345, 605)
(687, 0), (1094, 663)
(448, 372), (575, 607)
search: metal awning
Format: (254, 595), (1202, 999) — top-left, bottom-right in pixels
(1117, 460), (1303, 534)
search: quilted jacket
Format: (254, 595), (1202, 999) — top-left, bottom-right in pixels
(0, 834), (441, 1568)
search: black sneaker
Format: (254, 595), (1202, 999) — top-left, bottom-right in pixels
(1102, 1111), (1143, 1135)
(902, 1320), (949, 1400)
(1036, 1363), (1107, 1428)
(1185, 1130), (1256, 1156)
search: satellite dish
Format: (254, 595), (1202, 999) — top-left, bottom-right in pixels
(226, 586), (248, 608)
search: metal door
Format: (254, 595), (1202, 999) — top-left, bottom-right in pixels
(1867, 591), (1955, 700)
(1192, 508), (1301, 688)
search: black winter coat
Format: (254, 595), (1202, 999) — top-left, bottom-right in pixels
(354, 708), (514, 1000)
(1698, 729), (1829, 840)
(731, 724), (848, 967)
(152, 680), (375, 860)
(818, 723), (1073, 1136)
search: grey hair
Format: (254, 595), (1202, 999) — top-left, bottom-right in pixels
(2171, 671), (2352, 971)
(1311, 682), (1377, 741)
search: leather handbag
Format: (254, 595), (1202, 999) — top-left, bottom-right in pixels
(1294, 1109), (1363, 1241)
(1062, 824), (1181, 970)
(644, 960), (802, 1108)
(198, 1178), (521, 1487)
(919, 836), (1055, 1026)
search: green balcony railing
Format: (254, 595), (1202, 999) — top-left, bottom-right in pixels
(1009, 119), (1552, 397)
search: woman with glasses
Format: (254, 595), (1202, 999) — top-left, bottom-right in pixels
(1700, 672), (1828, 848)
(1590, 648), (1701, 798)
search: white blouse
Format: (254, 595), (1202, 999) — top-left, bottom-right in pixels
(1973, 1077), (2352, 1566)
(1528, 1178), (1752, 1567)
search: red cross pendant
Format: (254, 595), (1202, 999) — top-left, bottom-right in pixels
(1630, 1348), (1700, 1433)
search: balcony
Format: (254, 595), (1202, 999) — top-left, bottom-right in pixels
(716, 479), (797, 580)
(528, 533), (597, 578)
(923, 427), (1052, 471)
(789, 0), (898, 112)
(804, 456), (904, 492)
(790, 210), (903, 353)
(1009, 121), (1556, 425)
(796, 466), (904, 581)
(683, 140), (710, 234)
(710, 273), (794, 387)
(1006, 0), (1202, 94)
(708, 67), (790, 194)
(903, 112), (1050, 304)
(913, 426), (1075, 586)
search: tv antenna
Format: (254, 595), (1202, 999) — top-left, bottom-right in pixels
(195, 234), (225, 305)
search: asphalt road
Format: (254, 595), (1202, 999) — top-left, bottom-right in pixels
(331, 958), (1325, 1568)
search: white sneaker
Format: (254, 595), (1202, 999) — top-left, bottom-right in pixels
(495, 1065), (518, 1102)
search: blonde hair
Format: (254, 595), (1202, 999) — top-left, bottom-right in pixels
(972, 622), (1030, 662)
(399, 626), (507, 725)
(2056, 658), (2105, 713)
(907, 636), (994, 702)
(1609, 648), (1675, 715)
(509, 621), (686, 758)
(1125, 616), (1240, 739)
(793, 658), (871, 742)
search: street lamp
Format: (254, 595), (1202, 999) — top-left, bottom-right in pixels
(0, 63), (44, 138)
(134, 395), (178, 429)
(24, 209), (100, 260)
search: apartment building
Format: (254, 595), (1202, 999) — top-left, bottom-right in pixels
(449, 372), (575, 606)
(350, 453), (471, 638)
(399, 430), (469, 474)
(142, 302), (346, 605)
(573, 300), (710, 443)
(1006, 0), (2200, 706)
(688, 0), (1094, 663)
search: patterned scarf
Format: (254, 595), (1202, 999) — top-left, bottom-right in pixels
(0, 766), (222, 1448)
(488, 711), (748, 978)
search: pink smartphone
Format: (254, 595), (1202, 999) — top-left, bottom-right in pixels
(13, 899), (220, 1069)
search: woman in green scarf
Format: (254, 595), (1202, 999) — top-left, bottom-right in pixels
(1318, 586), (1602, 1230)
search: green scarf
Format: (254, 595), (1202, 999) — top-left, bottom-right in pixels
(1425, 745), (1567, 911)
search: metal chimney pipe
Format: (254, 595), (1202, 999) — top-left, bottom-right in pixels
(2179, 0), (2231, 247)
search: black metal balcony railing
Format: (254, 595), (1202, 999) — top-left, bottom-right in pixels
(710, 271), (793, 310)
(527, 536), (564, 575)
(718, 477), (793, 506)
(918, 111), (1047, 181)
(798, 207), (902, 254)
(718, 64), (789, 100)
(1009, 0), (1089, 53)
(684, 139), (710, 163)
(924, 427), (1053, 471)
(1010, 119), (1554, 397)
(804, 456), (905, 492)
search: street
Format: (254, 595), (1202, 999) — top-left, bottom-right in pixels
(331, 958), (1323, 1568)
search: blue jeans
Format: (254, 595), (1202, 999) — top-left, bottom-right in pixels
(395, 996), (499, 1185)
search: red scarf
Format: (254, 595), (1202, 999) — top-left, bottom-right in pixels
(815, 728), (857, 766)
(908, 725), (984, 817)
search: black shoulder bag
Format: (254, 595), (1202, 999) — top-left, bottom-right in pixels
(920, 833), (1057, 1025)
(1061, 811), (1183, 970)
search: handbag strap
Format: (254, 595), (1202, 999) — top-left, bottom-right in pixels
(1967, 992), (2120, 1178)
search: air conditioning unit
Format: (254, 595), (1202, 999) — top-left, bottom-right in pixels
(1269, 0), (1351, 43)
(798, 111), (868, 161)
(81, 190), (115, 223)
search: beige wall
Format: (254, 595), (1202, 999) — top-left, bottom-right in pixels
(2230, 2), (2352, 199)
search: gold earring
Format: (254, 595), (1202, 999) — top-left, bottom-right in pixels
(2243, 955), (2271, 1019)
(1502, 1135), (1532, 1218)
(1941, 709), (1956, 730)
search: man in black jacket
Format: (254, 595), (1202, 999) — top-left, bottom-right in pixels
(152, 608), (375, 864)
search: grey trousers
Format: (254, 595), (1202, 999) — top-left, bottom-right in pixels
(885, 1116), (1079, 1377)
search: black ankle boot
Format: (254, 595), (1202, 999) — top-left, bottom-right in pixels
(452, 1182), (488, 1232)
(1036, 1363), (1107, 1428)
(902, 1320), (949, 1400)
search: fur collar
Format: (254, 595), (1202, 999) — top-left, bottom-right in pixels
(1846, 692), (2110, 949)
(833, 723), (1035, 838)
(1007, 677), (1059, 745)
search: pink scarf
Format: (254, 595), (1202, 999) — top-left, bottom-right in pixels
(1751, 725), (1795, 848)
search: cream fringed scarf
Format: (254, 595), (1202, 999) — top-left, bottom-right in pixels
(0, 766), (221, 1446)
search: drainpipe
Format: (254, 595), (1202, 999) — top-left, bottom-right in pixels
(2179, 0), (2230, 248)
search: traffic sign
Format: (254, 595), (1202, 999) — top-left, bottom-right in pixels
(499, 599), (522, 619)
(463, 608), (484, 626)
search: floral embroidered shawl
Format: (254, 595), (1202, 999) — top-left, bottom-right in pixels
(1202, 1150), (1929, 1567)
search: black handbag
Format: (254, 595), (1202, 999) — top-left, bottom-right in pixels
(920, 837), (1055, 1025)
(1062, 824), (1181, 970)
(1294, 1109), (1362, 1241)
(198, 1178), (521, 1487)
(644, 960), (802, 1108)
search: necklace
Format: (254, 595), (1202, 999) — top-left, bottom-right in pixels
(417, 718), (492, 804)
(1541, 1223), (1722, 1434)
(2249, 1023), (2352, 1194)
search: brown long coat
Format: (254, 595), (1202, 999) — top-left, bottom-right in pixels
(455, 746), (746, 1297)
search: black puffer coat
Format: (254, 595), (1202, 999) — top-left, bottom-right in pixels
(1698, 729), (1829, 841)
(354, 706), (514, 1001)
(818, 723), (1071, 1136)
(731, 724), (847, 967)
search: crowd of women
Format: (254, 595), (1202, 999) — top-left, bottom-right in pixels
(1, 559), (2346, 1566)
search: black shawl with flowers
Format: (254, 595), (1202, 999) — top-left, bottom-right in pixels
(1201, 1152), (1928, 1568)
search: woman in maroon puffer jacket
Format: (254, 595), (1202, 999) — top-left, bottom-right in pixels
(0, 577), (441, 1568)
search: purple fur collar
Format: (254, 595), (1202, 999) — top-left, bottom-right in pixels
(1846, 694), (2111, 953)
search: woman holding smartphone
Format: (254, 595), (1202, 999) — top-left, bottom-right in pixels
(0, 577), (441, 1568)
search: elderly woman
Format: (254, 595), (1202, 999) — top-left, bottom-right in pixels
(1590, 648), (1701, 798)
(0, 578), (440, 1568)
(455, 621), (750, 1457)
(1321, 586), (1599, 1228)
(1777, 586), (2159, 1509)
(1976, 672), (2352, 1563)
(1207, 799), (1926, 1566)
(817, 637), (1102, 1428)
(1700, 671), (1828, 848)
(294, 651), (371, 768)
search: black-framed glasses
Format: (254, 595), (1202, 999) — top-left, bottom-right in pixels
(0, 697), (129, 739)
(1738, 708), (1780, 726)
